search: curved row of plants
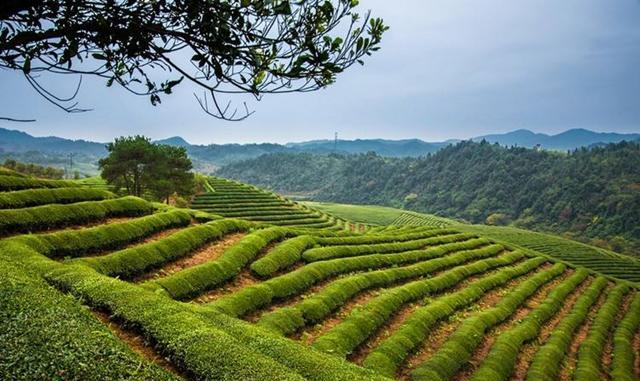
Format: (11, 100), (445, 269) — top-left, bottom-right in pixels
(142, 227), (297, 300)
(409, 263), (567, 381)
(77, 219), (254, 278)
(362, 256), (548, 377)
(0, 187), (113, 209)
(311, 251), (530, 358)
(205, 237), (490, 318)
(0, 196), (154, 236)
(257, 244), (508, 336)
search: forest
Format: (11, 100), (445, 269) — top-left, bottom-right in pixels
(218, 140), (640, 255)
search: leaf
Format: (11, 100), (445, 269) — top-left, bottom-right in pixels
(22, 57), (31, 74)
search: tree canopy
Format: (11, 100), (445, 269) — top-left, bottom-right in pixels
(0, 0), (387, 120)
(99, 136), (194, 202)
(218, 141), (640, 256)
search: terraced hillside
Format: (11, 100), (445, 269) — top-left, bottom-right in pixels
(191, 177), (360, 230)
(457, 225), (640, 283)
(2, 171), (639, 381)
(304, 201), (455, 227)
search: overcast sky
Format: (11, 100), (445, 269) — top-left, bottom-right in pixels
(1, 0), (639, 144)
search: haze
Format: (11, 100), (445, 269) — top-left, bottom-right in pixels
(1, 0), (639, 144)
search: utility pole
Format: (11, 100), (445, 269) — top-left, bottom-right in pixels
(334, 132), (338, 152)
(68, 153), (74, 179)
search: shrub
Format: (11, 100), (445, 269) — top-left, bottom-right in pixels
(207, 238), (492, 319)
(302, 231), (471, 262)
(0, 259), (179, 381)
(0, 175), (78, 191)
(470, 269), (591, 381)
(0, 187), (113, 209)
(250, 235), (317, 278)
(311, 251), (530, 358)
(77, 219), (253, 278)
(143, 227), (296, 300)
(610, 292), (640, 381)
(257, 244), (508, 336)
(574, 284), (631, 381)
(407, 263), (567, 381)
(6, 209), (192, 258)
(362, 256), (548, 377)
(525, 277), (609, 381)
(0, 196), (154, 235)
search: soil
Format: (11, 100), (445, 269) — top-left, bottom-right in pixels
(301, 289), (383, 346)
(558, 283), (614, 381)
(133, 233), (246, 282)
(191, 241), (280, 304)
(634, 316), (640, 376)
(601, 290), (635, 380)
(511, 276), (594, 381)
(395, 266), (550, 381)
(452, 269), (574, 381)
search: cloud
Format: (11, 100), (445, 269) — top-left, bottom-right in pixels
(1, 0), (638, 143)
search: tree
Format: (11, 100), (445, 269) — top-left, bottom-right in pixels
(99, 136), (194, 201)
(149, 144), (195, 202)
(1, 1), (387, 121)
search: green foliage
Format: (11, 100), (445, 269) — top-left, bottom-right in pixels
(144, 227), (295, 300)
(0, 187), (113, 209)
(610, 292), (640, 381)
(0, 175), (78, 191)
(2, 159), (65, 179)
(251, 235), (318, 278)
(0, 260), (179, 381)
(574, 284), (631, 381)
(0, 196), (153, 236)
(99, 136), (194, 201)
(524, 277), (611, 381)
(363, 256), (547, 377)
(458, 224), (640, 283)
(78, 219), (253, 279)
(258, 244), (508, 336)
(7, 209), (192, 258)
(2, 1), (386, 119)
(302, 230), (467, 261)
(410, 263), (566, 381)
(218, 141), (640, 255)
(470, 269), (591, 381)
(208, 237), (491, 319)
(191, 177), (341, 228)
(311, 251), (528, 358)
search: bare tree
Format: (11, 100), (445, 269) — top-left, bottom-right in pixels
(0, 0), (387, 121)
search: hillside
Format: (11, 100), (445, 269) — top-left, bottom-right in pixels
(1, 171), (639, 381)
(217, 140), (640, 256)
(474, 128), (640, 150)
(2, 127), (638, 176)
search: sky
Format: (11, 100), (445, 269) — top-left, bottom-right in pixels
(1, 0), (639, 144)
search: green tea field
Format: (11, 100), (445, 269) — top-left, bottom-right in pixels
(1, 170), (639, 381)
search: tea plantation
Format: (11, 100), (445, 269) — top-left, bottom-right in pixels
(1, 169), (638, 381)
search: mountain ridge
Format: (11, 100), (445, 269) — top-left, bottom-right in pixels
(1, 126), (638, 170)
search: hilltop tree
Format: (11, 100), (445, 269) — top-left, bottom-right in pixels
(99, 136), (194, 201)
(0, 1), (387, 121)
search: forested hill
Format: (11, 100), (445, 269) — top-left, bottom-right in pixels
(218, 140), (640, 256)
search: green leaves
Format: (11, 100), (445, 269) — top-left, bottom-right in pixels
(22, 57), (31, 74)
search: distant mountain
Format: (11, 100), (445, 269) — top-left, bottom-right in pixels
(154, 136), (192, 148)
(474, 128), (640, 150)
(0, 127), (106, 156)
(1, 127), (638, 173)
(286, 138), (447, 157)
